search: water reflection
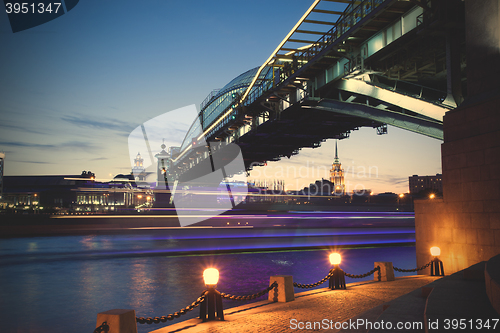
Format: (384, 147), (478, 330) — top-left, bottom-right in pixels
(0, 212), (417, 333)
(0, 242), (417, 333)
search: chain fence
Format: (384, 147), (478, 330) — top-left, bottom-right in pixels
(393, 260), (433, 273)
(293, 270), (335, 289)
(220, 281), (277, 301)
(294, 265), (383, 289)
(136, 290), (208, 325)
(136, 282), (277, 325)
(129, 260), (435, 328)
(344, 266), (381, 281)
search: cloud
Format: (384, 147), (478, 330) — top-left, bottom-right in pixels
(9, 160), (53, 164)
(61, 115), (135, 134)
(0, 122), (49, 135)
(0, 140), (98, 151)
(0, 141), (56, 149)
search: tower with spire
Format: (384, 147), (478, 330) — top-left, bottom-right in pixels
(132, 152), (147, 181)
(329, 141), (345, 195)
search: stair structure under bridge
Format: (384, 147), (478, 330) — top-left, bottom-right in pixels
(168, 0), (466, 183)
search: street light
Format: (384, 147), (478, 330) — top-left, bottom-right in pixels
(328, 253), (346, 290)
(430, 246), (444, 276)
(203, 268), (219, 287)
(329, 253), (341, 265)
(200, 268), (224, 321)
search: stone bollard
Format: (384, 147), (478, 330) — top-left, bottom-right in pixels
(96, 309), (137, 333)
(374, 262), (395, 282)
(269, 275), (295, 302)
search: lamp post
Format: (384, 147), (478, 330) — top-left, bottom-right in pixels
(200, 268), (224, 321)
(328, 253), (346, 290)
(430, 246), (444, 276)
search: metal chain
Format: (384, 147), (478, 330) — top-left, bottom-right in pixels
(136, 291), (208, 325)
(344, 266), (381, 279)
(135, 260), (433, 326)
(93, 322), (109, 333)
(219, 281), (278, 301)
(394, 261), (433, 273)
(293, 270), (335, 289)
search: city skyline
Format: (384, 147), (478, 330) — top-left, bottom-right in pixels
(0, 0), (442, 193)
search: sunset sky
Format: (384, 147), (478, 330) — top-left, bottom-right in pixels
(0, 0), (442, 193)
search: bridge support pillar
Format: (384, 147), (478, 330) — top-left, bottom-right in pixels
(415, 0), (500, 276)
(443, 0), (464, 107)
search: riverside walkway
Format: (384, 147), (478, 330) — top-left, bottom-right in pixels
(152, 276), (437, 333)
(150, 262), (499, 333)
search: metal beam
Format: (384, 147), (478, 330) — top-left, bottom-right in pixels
(322, 0), (362, 4)
(307, 99), (444, 140)
(288, 38), (320, 44)
(337, 79), (448, 122)
(312, 9), (344, 15)
(235, 0), (323, 106)
(304, 19), (337, 25)
(296, 29), (330, 35)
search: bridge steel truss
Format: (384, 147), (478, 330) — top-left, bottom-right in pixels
(171, 0), (466, 178)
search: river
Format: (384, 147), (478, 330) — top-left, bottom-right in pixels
(0, 211), (418, 333)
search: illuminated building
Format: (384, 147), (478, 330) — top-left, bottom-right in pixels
(329, 141), (345, 195)
(408, 174), (442, 195)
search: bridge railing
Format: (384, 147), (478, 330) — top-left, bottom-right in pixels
(200, 0), (391, 156)
(291, 0), (386, 81)
(176, 0), (398, 168)
(241, 0), (389, 110)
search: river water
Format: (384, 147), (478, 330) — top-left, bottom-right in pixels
(0, 211), (418, 333)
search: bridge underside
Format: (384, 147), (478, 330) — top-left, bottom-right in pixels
(175, 95), (443, 183)
(236, 97), (443, 169)
(236, 99), (381, 169)
(172, 0), (463, 181)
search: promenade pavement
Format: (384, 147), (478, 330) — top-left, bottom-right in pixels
(147, 260), (500, 333)
(150, 276), (440, 333)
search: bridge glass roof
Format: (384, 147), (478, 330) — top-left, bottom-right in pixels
(179, 66), (273, 152)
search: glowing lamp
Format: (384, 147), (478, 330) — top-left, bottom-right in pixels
(399, 193), (404, 198)
(429, 194), (435, 199)
(203, 268), (219, 286)
(430, 246), (441, 257)
(200, 268), (224, 321)
(430, 247), (444, 276)
(328, 253), (345, 290)
(329, 253), (341, 265)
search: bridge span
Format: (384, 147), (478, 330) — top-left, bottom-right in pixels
(167, 0), (465, 182)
